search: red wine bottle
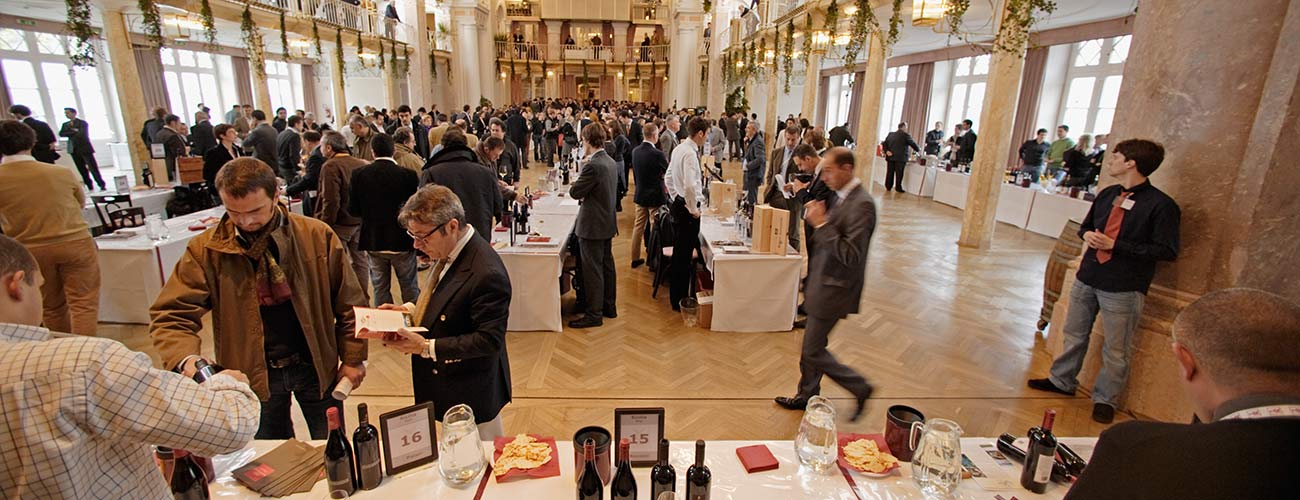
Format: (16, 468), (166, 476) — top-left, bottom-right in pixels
(170, 449), (209, 500)
(352, 403), (383, 490)
(578, 439), (603, 500)
(611, 438), (637, 499)
(1020, 409), (1059, 494)
(649, 439), (675, 500)
(685, 440), (710, 500)
(325, 407), (357, 498)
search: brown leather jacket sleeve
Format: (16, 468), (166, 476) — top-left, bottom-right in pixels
(325, 224), (367, 365)
(149, 239), (212, 370)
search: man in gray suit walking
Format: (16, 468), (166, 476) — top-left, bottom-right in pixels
(568, 123), (620, 329)
(775, 147), (876, 421)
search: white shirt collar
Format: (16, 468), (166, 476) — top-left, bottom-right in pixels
(1, 154), (37, 164)
(439, 225), (476, 280)
(0, 322), (52, 342)
(373, 157), (397, 163)
(835, 177), (861, 201)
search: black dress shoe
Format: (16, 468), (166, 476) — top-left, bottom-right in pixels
(631, 259), (645, 269)
(797, 303), (806, 315)
(774, 396), (809, 411)
(792, 318), (806, 329)
(1027, 378), (1077, 396)
(603, 308), (617, 319)
(569, 315), (604, 328)
(895, 188), (905, 193)
(1092, 403), (1115, 424)
(849, 385), (875, 422)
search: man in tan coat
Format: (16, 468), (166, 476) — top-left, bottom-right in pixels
(150, 158), (368, 440)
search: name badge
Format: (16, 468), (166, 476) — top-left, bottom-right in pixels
(1120, 198), (1136, 210)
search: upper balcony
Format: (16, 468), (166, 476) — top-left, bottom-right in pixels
(237, 0), (416, 45)
(494, 41), (669, 63)
(502, 0), (669, 23)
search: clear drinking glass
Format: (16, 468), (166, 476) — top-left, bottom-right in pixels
(145, 215), (169, 241)
(438, 404), (486, 487)
(794, 395), (838, 472)
(910, 418), (964, 497)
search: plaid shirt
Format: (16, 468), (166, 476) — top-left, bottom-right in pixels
(0, 323), (260, 499)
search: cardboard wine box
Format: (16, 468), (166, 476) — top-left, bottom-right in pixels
(766, 206), (790, 256)
(710, 181), (737, 217)
(752, 204), (774, 254)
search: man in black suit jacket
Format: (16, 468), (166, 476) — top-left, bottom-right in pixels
(349, 133), (421, 306)
(742, 121), (766, 206)
(188, 111), (217, 157)
(1064, 288), (1300, 499)
(380, 185), (512, 439)
(275, 115), (303, 180)
(766, 125), (803, 251)
(568, 123), (620, 328)
(420, 129), (502, 240)
(505, 108), (529, 164)
(10, 105), (59, 164)
(58, 108), (105, 190)
(955, 119), (977, 165)
(489, 118), (523, 184)
(775, 147), (875, 421)
(786, 144), (830, 259)
(154, 115), (189, 183)
(880, 122), (920, 193)
(629, 122), (668, 268)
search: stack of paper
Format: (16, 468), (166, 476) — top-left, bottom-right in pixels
(231, 439), (327, 497)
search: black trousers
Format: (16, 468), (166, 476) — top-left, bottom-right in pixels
(669, 198), (701, 309)
(71, 151), (104, 189)
(797, 314), (872, 399)
(578, 237), (616, 317)
(885, 160), (907, 191)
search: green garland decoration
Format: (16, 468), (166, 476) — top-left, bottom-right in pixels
(945, 0), (972, 37)
(65, 0), (97, 67)
(887, 0), (904, 48)
(703, 0), (712, 13)
(312, 19), (322, 58)
(280, 10), (289, 61)
(842, 0), (876, 69)
(992, 0), (1058, 54)
(336, 28), (346, 80)
(241, 3), (266, 79)
(389, 39), (398, 71)
(757, 36), (767, 79)
(378, 39), (386, 70)
(403, 45), (410, 74)
(824, 0), (839, 31)
(199, 0), (217, 50)
(801, 13), (813, 63)
(430, 49), (438, 80)
(782, 21), (794, 94)
(356, 30), (364, 64)
(138, 0), (164, 48)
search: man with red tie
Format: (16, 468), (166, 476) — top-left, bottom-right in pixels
(1027, 139), (1181, 424)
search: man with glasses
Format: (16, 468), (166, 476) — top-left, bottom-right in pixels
(151, 158), (368, 439)
(376, 185), (513, 440)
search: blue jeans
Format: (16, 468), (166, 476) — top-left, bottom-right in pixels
(1049, 280), (1145, 407)
(367, 251), (421, 306)
(255, 362), (341, 440)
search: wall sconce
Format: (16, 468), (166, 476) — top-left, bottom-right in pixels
(811, 30), (831, 51)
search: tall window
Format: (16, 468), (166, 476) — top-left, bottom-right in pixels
(266, 60), (306, 113)
(878, 66), (908, 140)
(0, 29), (119, 142)
(160, 47), (239, 124)
(823, 73), (854, 131)
(1058, 35), (1129, 135)
(946, 54), (989, 131)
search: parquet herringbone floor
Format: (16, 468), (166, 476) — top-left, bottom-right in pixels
(100, 157), (1130, 444)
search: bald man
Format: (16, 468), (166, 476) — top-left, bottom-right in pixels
(1065, 288), (1300, 499)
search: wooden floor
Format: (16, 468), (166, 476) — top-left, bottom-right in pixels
(101, 158), (1129, 443)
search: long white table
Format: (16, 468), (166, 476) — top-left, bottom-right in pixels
(211, 437), (1095, 499)
(1027, 192), (1092, 238)
(491, 191), (579, 332)
(698, 215), (801, 332)
(932, 171), (1048, 230)
(81, 187), (175, 228)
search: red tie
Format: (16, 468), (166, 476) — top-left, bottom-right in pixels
(1095, 192), (1131, 264)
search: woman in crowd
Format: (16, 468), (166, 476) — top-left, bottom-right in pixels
(606, 119), (631, 207)
(1061, 134), (1097, 188)
(202, 123), (242, 200)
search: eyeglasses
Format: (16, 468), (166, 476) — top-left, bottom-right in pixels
(406, 222), (447, 242)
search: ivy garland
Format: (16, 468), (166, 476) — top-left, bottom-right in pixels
(430, 49), (438, 80)
(65, 0), (97, 67)
(199, 0), (217, 50)
(280, 10), (289, 61)
(378, 39), (386, 70)
(782, 21), (794, 94)
(944, 0), (972, 37)
(824, 0), (839, 32)
(801, 13), (812, 62)
(756, 36), (767, 79)
(887, 0), (903, 48)
(356, 30), (364, 64)
(403, 45), (411, 74)
(992, 0), (1057, 54)
(390, 39), (399, 71)
(138, 0), (164, 48)
(842, 0), (876, 68)
(312, 19), (322, 58)
(336, 27), (346, 80)
(241, 3), (267, 80)
(702, 0), (712, 13)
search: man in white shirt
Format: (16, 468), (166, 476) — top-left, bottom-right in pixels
(665, 117), (709, 311)
(0, 234), (260, 498)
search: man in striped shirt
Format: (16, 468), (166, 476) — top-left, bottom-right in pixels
(0, 235), (260, 498)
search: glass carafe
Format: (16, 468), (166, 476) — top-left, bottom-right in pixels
(910, 418), (963, 497)
(438, 404), (486, 486)
(794, 395), (838, 472)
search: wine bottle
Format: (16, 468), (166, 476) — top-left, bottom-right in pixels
(1020, 409), (1059, 494)
(684, 440), (710, 500)
(611, 438), (637, 500)
(170, 449), (209, 500)
(577, 439), (603, 500)
(995, 434), (1071, 484)
(649, 439), (676, 500)
(1056, 442), (1088, 478)
(352, 403), (383, 490)
(325, 407), (357, 498)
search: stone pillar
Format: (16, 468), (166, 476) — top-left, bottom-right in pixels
(330, 43), (347, 128)
(851, 32), (886, 182)
(801, 49), (823, 125)
(102, 10), (149, 183)
(763, 64), (778, 143)
(478, 12), (496, 105)
(613, 22), (630, 63)
(1045, 0), (1300, 422)
(403, 0), (432, 107)
(545, 20), (562, 59)
(957, 3), (1026, 249)
(451, 7), (482, 109)
(668, 0), (704, 110)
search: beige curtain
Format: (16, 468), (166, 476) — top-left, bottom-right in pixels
(230, 56), (254, 106)
(847, 71), (865, 138)
(133, 48), (171, 112)
(0, 63), (12, 118)
(300, 65), (318, 116)
(1007, 47), (1048, 167)
(900, 62), (934, 138)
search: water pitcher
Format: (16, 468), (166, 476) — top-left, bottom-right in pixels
(438, 404), (486, 486)
(794, 395), (838, 472)
(910, 418), (963, 497)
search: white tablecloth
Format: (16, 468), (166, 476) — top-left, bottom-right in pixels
(903, 165), (939, 198)
(491, 191), (579, 332)
(1026, 192), (1092, 238)
(932, 170), (970, 209)
(82, 187), (175, 228)
(698, 215), (800, 332)
(997, 184), (1037, 229)
(95, 207), (225, 324)
(210, 437), (1094, 499)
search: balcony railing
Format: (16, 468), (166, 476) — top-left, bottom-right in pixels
(244, 0), (415, 45)
(494, 42), (670, 62)
(631, 5), (669, 22)
(505, 1), (535, 17)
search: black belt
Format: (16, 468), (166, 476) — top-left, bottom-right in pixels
(266, 353), (304, 369)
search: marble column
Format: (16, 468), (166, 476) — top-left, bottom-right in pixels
(801, 49), (823, 122)
(451, 8), (482, 109)
(545, 20), (562, 59)
(402, 0), (432, 107)
(957, 3), (1026, 249)
(668, 0), (704, 110)
(478, 11), (496, 105)
(329, 43), (346, 128)
(101, 10), (149, 183)
(613, 22), (629, 63)
(763, 63), (778, 144)
(1046, 0), (1300, 422)
(851, 32), (886, 182)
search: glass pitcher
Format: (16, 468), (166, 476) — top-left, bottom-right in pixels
(794, 395), (838, 472)
(910, 418), (963, 497)
(439, 404), (486, 486)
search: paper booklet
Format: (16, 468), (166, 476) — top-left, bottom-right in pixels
(354, 306), (427, 339)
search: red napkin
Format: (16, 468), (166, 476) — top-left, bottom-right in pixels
(836, 433), (899, 474)
(492, 434), (560, 483)
(735, 444), (779, 473)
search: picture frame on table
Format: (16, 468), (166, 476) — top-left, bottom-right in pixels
(378, 402), (438, 476)
(614, 407), (665, 467)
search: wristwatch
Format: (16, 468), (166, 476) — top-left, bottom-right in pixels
(420, 339), (433, 359)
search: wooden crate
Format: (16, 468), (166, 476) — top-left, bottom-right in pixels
(710, 181), (736, 218)
(752, 204), (773, 254)
(177, 156), (205, 185)
(766, 206), (790, 256)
